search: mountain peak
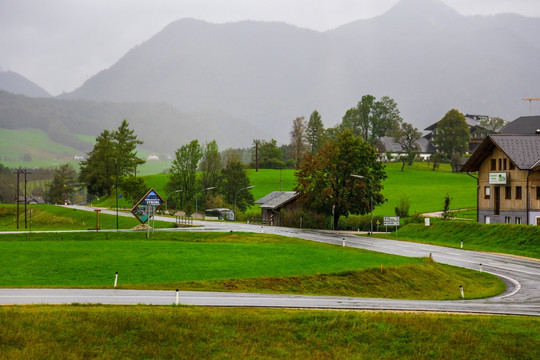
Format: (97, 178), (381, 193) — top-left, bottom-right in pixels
(384, 0), (461, 21)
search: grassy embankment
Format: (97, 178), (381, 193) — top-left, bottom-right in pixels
(381, 221), (540, 259)
(0, 204), (174, 231)
(1, 306), (538, 360)
(0, 231), (503, 299)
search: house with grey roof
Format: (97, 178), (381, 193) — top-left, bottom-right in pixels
(254, 191), (300, 226)
(461, 134), (540, 225)
(376, 136), (436, 161)
(424, 114), (492, 154)
(501, 115), (540, 135)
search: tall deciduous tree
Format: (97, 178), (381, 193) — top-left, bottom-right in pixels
(393, 122), (422, 171)
(306, 110), (326, 154)
(48, 164), (78, 204)
(200, 140), (221, 190)
(168, 140), (203, 209)
(295, 130), (386, 230)
(433, 109), (470, 172)
(341, 95), (402, 145)
(218, 160), (254, 213)
(252, 139), (284, 169)
(290, 116), (307, 168)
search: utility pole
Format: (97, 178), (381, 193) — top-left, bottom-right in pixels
(253, 140), (260, 172)
(14, 168), (32, 229)
(522, 98), (540, 115)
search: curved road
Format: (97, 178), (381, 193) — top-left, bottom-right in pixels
(1, 206), (539, 315)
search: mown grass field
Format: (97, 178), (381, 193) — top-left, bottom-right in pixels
(381, 221), (540, 259)
(1, 306), (538, 360)
(0, 204), (174, 231)
(0, 231), (504, 300)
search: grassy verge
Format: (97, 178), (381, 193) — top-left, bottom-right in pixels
(0, 204), (174, 231)
(1, 306), (538, 359)
(0, 231), (504, 300)
(379, 221), (540, 259)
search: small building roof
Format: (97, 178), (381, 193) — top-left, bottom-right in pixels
(501, 115), (540, 135)
(255, 191), (299, 210)
(377, 137), (435, 154)
(460, 134), (540, 172)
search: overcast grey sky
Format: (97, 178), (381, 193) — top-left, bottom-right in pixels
(1, 0), (539, 95)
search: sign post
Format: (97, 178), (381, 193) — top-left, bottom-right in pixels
(384, 216), (400, 234)
(131, 189), (165, 237)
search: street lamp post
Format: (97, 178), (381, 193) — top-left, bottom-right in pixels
(234, 185), (255, 218)
(165, 189), (182, 212)
(195, 187), (215, 216)
(351, 174), (373, 235)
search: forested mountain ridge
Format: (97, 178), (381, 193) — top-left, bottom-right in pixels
(62, 0), (540, 139)
(0, 91), (261, 152)
(2, 0), (540, 155)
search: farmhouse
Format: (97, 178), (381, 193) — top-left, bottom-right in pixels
(424, 114), (492, 153)
(255, 191), (300, 226)
(461, 134), (540, 225)
(376, 136), (435, 161)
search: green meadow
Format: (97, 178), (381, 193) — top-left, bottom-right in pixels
(0, 204), (174, 231)
(0, 231), (503, 300)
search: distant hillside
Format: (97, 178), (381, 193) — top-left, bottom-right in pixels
(62, 0), (540, 142)
(0, 70), (51, 98)
(0, 91), (262, 153)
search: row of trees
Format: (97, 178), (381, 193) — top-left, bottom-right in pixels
(166, 140), (254, 215)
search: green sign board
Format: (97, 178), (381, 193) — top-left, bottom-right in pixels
(131, 188), (164, 224)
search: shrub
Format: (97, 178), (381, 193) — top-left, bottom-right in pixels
(395, 196), (410, 218)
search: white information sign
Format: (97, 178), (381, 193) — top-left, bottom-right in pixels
(489, 172), (507, 185)
(384, 216), (400, 226)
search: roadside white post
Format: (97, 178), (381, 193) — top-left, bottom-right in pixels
(176, 289), (179, 305)
(479, 264), (483, 272)
(114, 272), (118, 288)
(342, 238), (345, 247)
(460, 285), (465, 299)
(461, 241), (463, 249)
(261, 226), (264, 233)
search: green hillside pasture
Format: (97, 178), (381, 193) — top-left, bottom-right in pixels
(377, 162), (476, 216)
(384, 221), (540, 259)
(0, 128), (82, 166)
(2, 307), (538, 360)
(0, 205), (174, 231)
(141, 163), (476, 217)
(0, 231), (503, 300)
(245, 168), (296, 200)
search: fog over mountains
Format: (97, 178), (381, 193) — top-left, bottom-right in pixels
(2, 0), (540, 151)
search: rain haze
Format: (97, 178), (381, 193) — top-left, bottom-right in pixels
(1, 0), (540, 95)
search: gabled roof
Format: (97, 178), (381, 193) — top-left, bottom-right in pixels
(377, 137), (436, 154)
(460, 134), (540, 172)
(424, 114), (488, 131)
(255, 191), (299, 210)
(501, 116), (540, 135)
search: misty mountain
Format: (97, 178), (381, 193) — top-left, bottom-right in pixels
(0, 70), (51, 98)
(60, 0), (540, 143)
(0, 90), (261, 152)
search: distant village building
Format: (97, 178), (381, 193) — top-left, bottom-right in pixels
(73, 154), (85, 161)
(17, 195), (45, 205)
(254, 191), (300, 226)
(147, 154), (160, 161)
(424, 114), (492, 154)
(376, 137), (436, 161)
(501, 115), (540, 135)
